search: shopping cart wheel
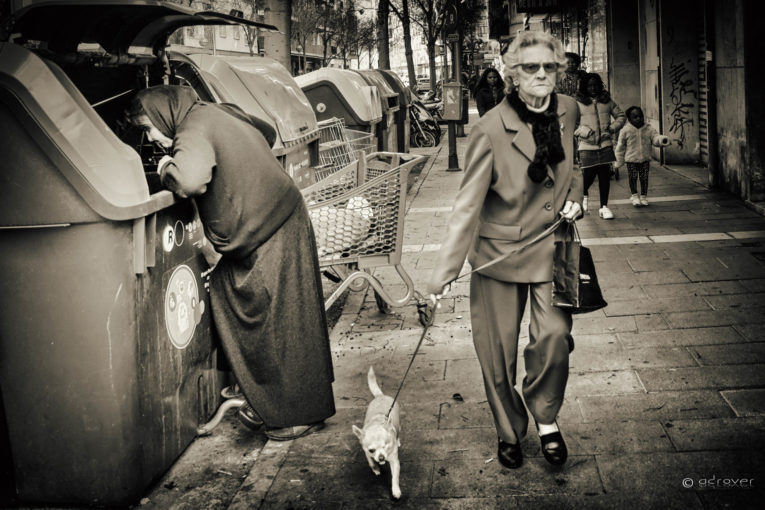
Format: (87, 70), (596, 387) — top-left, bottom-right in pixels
(374, 290), (392, 314)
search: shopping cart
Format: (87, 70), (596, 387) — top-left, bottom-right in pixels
(303, 151), (424, 313)
(315, 117), (377, 181)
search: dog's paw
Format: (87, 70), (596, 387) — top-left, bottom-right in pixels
(391, 486), (402, 500)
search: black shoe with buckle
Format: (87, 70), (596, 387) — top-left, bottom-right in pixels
(497, 439), (523, 469)
(539, 431), (568, 465)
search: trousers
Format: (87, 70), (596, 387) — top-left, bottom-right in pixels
(470, 274), (573, 443)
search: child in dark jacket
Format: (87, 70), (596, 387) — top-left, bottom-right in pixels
(614, 106), (670, 206)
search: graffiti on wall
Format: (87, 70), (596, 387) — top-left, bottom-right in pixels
(668, 58), (696, 149)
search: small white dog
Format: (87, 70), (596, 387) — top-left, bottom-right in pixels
(352, 367), (402, 499)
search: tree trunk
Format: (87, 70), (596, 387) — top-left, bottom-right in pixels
(427, 42), (437, 91)
(402, 0), (416, 89)
(263, 0), (292, 72)
(376, 0), (390, 69)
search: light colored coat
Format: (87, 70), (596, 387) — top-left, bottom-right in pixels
(427, 94), (582, 294)
(614, 122), (668, 166)
(574, 96), (625, 151)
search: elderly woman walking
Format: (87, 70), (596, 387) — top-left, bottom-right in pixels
(428, 31), (582, 469)
(127, 85), (335, 441)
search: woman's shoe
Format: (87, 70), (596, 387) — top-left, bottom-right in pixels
(237, 403), (264, 431)
(539, 431), (568, 465)
(497, 439), (523, 469)
(631, 194), (641, 207)
(599, 206), (614, 219)
(265, 421), (325, 441)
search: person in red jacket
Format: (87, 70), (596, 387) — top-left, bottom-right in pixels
(127, 85), (335, 441)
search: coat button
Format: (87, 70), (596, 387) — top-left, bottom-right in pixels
(544, 203), (553, 211)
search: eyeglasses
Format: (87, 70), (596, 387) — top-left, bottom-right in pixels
(513, 62), (560, 74)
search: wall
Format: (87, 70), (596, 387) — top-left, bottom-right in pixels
(743, 1), (765, 201)
(713, 0), (747, 197)
(639, 0), (661, 142)
(607, 0), (641, 112)
(586, 0), (609, 76)
(660, 0), (700, 164)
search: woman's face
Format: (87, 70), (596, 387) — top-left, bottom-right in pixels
(516, 44), (557, 99)
(132, 114), (173, 149)
(586, 77), (601, 97)
(487, 72), (500, 85)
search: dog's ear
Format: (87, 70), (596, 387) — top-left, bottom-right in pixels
(352, 424), (364, 440)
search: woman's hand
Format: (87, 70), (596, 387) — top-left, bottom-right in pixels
(560, 200), (582, 222)
(429, 283), (451, 307)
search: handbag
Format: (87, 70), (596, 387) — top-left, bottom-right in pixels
(552, 222), (608, 314)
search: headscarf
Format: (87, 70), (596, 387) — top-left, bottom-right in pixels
(128, 85), (277, 146)
(506, 88), (565, 183)
(129, 85), (199, 138)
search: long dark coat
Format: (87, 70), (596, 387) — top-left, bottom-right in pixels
(138, 85), (335, 428)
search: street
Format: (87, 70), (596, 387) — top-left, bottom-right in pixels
(138, 106), (765, 510)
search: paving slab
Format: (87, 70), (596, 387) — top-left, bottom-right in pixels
(720, 389), (765, 417)
(664, 416), (765, 451)
(617, 326), (746, 349)
(690, 342), (765, 365)
(641, 281), (750, 298)
(636, 364), (765, 391)
(604, 296), (711, 316)
(577, 390), (735, 422)
(429, 455), (603, 498)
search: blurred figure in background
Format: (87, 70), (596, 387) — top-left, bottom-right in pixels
(474, 67), (506, 117)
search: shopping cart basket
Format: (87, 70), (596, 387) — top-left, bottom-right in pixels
(303, 151), (424, 312)
(315, 117), (377, 181)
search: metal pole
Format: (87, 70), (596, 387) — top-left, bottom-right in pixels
(447, 121), (460, 171)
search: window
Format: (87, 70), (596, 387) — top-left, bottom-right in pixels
(219, 25), (227, 38)
(187, 26), (197, 37)
(233, 26), (241, 40)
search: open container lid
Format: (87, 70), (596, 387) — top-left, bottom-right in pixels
(295, 67), (382, 124)
(188, 54), (318, 152)
(0, 0), (277, 220)
(1, 0), (277, 59)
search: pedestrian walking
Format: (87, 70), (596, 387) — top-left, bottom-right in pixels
(427, 31), (582, 470)
(127, 85), (335, 441)
(554, 52), (586, 97)
(614, 106), (671, 207)
(574, 72), (625, 219)
(474, 67), (506, 117)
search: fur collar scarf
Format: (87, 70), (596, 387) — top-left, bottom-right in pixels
(506, 88), (565, 183)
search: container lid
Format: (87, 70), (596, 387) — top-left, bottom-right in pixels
(188, 54), (318, 148)
(295, 68), (382, 123)
(1, 0), (277, 57)
(379, 70), (413, 106)
(0, 42), (162, 219)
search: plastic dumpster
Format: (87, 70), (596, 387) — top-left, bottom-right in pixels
(295, 68), (383, 154)
(353, 69), (400, 152)
(178, 53), (320, 189)
(379, 70), (412, 153)
(0, 40), (223, 507)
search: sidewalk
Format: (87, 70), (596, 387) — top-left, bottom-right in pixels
(143, 109), (765, 509)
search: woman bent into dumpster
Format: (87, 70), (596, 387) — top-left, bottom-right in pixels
(428, 31), (582, 469)
(127, 85), (335, 441)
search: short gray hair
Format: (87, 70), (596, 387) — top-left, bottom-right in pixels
(502, 31), (567, 87)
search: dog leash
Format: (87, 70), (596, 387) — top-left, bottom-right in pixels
(384, 217), (566, 420)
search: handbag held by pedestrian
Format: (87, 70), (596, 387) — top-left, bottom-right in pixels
(552, 223), (608, 314)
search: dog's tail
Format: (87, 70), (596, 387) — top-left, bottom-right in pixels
(367, 366), (383, 397)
